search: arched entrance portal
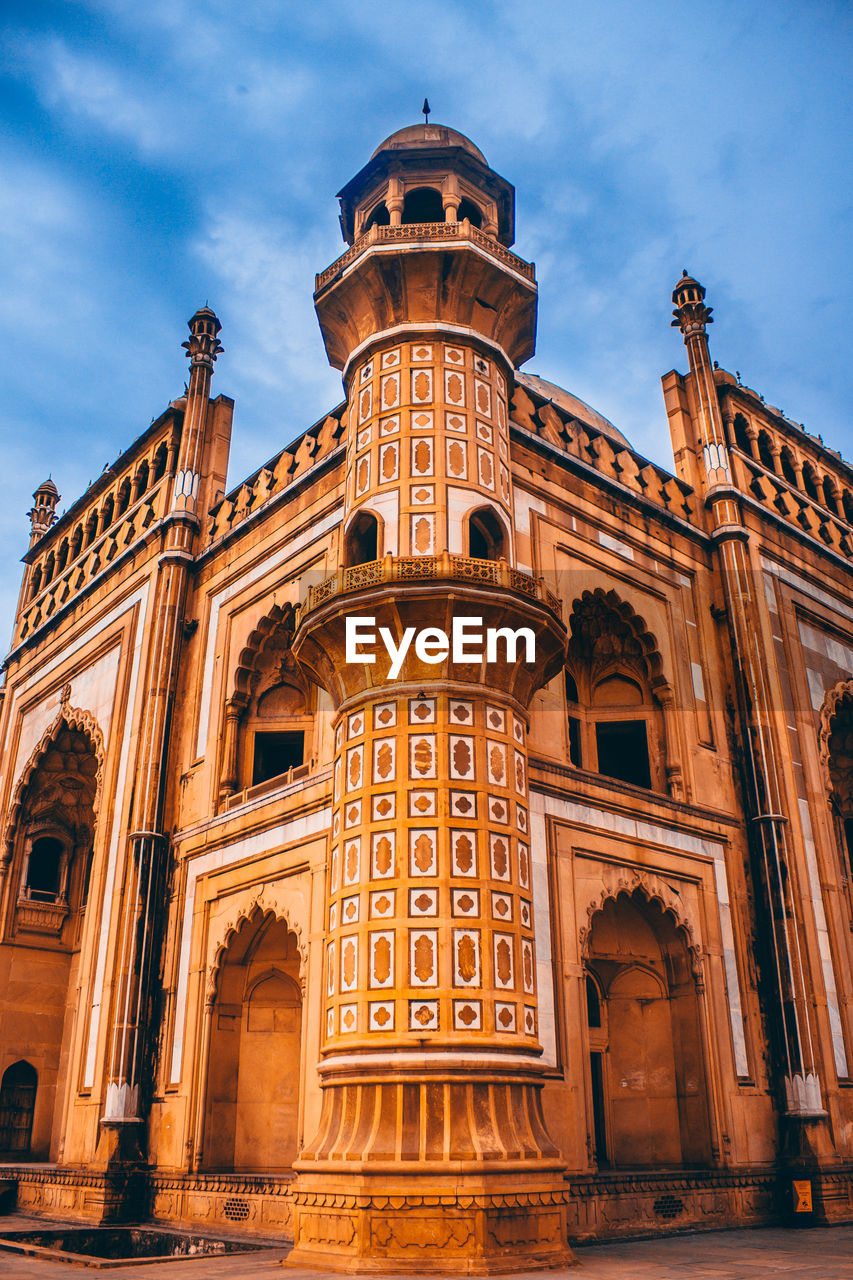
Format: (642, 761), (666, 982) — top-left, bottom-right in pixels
(585, 889), (711, 1168)
(0, 1061), (37, 1155)
(1, 714), (101, 1160)
(203, 913), (303, 1172)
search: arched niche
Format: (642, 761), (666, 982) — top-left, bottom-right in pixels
(202, 912), (304, 1173)
(563, 589), (682, 798)
(343, 509), (382, 567)
(220, 605), (314, 802)
(466, 504), (508, 562)
(583, 888), (711, 1170)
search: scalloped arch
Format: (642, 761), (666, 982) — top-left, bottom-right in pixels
(4, 704), (105, 859)
(567, 587), (668, 695)
(230, 603), (306, 702)
(578, 870), (703, 984)
(207, 899), (308, 1005)
(818, 677), (853, 787)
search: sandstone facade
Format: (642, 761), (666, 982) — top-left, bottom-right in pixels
(1, 122), (852, 1270)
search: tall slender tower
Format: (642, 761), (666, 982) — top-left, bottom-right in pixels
(100, 309), (223, 1153)
(289, 124), (572, 1271)
(669, 273), (833, 1163)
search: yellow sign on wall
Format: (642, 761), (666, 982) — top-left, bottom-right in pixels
(793, 1180), (813, 1213)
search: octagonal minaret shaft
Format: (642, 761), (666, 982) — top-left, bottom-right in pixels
(289, 125), (572, 1273)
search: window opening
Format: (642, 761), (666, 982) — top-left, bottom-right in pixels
(468, 508), (506, 561)
(26, 836), (64, 900)
(365, 202), (390, 231)
(457, 198), (483, 227)
(586, 975), (601, 1027)
(344, 512), (379, 566)
(595, 720), (652, 789)
(589, 1051), (609, 1166)
(252, 732), (305, 786)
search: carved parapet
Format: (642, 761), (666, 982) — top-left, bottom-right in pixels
(204, 413), (345, 550)
(298, 555), (562, 626)
(293, 559), (567, 710)
(315, 220), (536, 295)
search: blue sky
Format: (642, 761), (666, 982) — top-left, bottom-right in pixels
(1, 0), (851, 634)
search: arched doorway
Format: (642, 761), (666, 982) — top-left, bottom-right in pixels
(0, 1062), (37, 1155)
(467, 506), (507, 561)
(203, 912), (303, 1172)
(585, 889), (711, 1168)
(344, 511), (380, 566)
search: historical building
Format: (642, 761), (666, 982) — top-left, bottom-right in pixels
(0, 120), (852, 1271)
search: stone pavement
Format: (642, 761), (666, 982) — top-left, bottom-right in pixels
(0, 1225), (852, 1279)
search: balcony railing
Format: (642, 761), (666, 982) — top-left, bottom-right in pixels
(315, 221), (536, 293)
(297, 553), (562, 626)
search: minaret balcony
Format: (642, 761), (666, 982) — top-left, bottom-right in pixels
(315, 219), (536, 295)
(293, 553), (567, 707)
(313, 219), (538, 370)
(298, 552), (561, 622)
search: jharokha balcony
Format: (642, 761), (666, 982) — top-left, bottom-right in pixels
(297, 553), (563, 624)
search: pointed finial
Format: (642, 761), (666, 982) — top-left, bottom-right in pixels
(422, 98), (431, 124)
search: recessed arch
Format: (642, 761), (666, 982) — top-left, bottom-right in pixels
(402, 186), (444, 224)
(364, 201), (390, 232)
(457, 197), (483, 227)
(5, 705), (104, 863)
(202, 909), (304, 1172)
(583, 886), (711, 1169)
(343, 508), (382, 567)
(466, 504), (508, 561)
(221, 604), (313, 797)
(0, 1061), (37, 1155)
(564, 589), (677, 794)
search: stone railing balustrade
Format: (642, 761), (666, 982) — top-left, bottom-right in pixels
(315, 220), (536, 294)
(297, 553), (562, 627)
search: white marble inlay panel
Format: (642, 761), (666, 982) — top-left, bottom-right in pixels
(798, 798), (848, 1078)
(762, 557), (853, 623)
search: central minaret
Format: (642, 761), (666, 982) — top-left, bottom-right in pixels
(289, 124), (572, 1271)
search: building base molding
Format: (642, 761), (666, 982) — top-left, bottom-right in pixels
(566, 1167), (853, 1240)
(149, 1171), (294, 1236)
(288, 1177), (574, 1273)
(0, 1165), (294, 1235)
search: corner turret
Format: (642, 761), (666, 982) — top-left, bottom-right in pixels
(28, 477), (60, 547)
